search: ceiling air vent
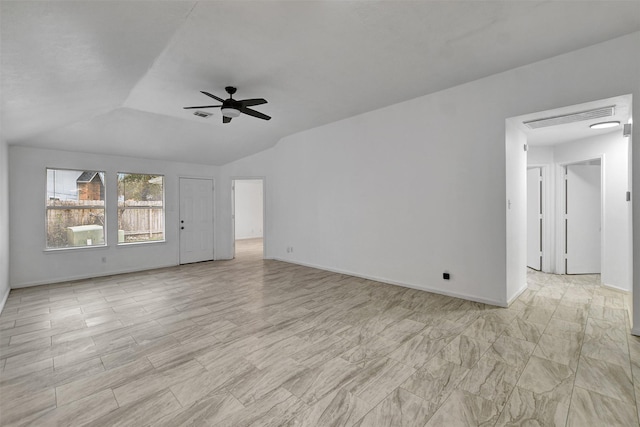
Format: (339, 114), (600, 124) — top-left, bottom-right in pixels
(523, 106), (615, 130)
(193, 111), (213, 118)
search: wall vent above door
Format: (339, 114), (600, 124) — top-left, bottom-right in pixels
(523, 106), (615, 129)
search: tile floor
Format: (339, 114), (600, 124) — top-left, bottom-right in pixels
(1, 239), (638, 426)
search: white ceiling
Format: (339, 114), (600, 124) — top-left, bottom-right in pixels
(2, 1), (639, 165)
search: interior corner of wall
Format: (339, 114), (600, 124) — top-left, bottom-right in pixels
(0, 285), (10, 315)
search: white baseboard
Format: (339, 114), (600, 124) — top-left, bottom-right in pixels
(602, 283), (632, 293)
(273, 257), (507, 307)
(10, 263), (177, 289)
(507, 283), (528, 306)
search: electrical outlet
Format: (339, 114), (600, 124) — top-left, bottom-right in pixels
(443, 272), (450, 280)
(290, 247), (294, 253)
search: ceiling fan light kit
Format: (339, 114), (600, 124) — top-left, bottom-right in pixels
(183, 86), (270, 123)
(221, 107), (241, 118)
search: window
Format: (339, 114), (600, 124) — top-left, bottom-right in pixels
(118, 173), (165, 244)
(46, 168), (106, 249)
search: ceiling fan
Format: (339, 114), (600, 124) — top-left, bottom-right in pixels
(183, 86), (271, 123)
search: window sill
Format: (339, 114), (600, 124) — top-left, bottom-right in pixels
(117, 240), (166, 248)
(44, 245), (108, 253)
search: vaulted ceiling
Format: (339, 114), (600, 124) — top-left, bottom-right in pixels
(2, 1), (639, 165)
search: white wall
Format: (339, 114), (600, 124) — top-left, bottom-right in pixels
(9, 146), (217, 287)
(0, 136), (10, 312)
(506, 121), (528, 302)
(234, 179), (263, 240)
(554, 132), (631, 291)
(217, 32), (640, 309)
(528, 146), (554, 165)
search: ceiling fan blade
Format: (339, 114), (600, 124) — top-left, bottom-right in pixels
(201, 91), (225, 103)
(183, 105), (222, 109)
(240, 107), (271, 121)
(223, 116), (232, 124)
(240, 98), (267, 107)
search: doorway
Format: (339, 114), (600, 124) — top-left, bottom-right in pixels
(506, 94), (633, 328)
(564, 160), (602, 274)
(526, 167), (543, 271)
(232, 178), (265, 259)
(179, 177), (214, 264)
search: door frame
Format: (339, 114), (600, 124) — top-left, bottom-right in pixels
(231, 176), (266, 259)
(557, 156), (604, 277)
(179, 176), (215, 264)
(527, 165), (551, 272)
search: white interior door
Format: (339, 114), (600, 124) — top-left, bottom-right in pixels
(179, 178), (214, 264)
(527, 168), (542, 270)
(565, 164), (601, 274)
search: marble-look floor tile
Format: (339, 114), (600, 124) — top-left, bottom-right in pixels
(155, 390), (244, 427)
(377, 318), (425, 343)
(113, 358), (206, 406)
(485, 335), (536, 371)
(580, 336), (631, 371)
(584, 317), (628, 346)
(295, 388), (371, 427)
(1, 245), (636, 427)
(346, 357), (415, 407)
(459, 356), (519, 407)
(567, 386), (639, 427)
(388, 333), (449, 369)
(0, 387), (56, 426)
(353, 387), (437, 427)
(518, 305), (555, 325)
(544, 317), (583, 342)
(284, 356), (361, 405)
(501, 317), (543, 343)
(425, 389), (502, 427)
(401, 356), (469, 406)
(84, 390), (182, 427)
(533, 333), (581, 369)
(340, 336), (398, 367)
(438, 335), (491, 368)
(496, 385), (569, 426)
(218, 387), (305, 427)
(517, 355), (574, 398)
(24, 388), (118, 427)
(574, 355), (635, 405)
(461, 316), (508, 343)
(552, 304), (587, 324)
(55, 357), (154, 406)
(226, 358), (307, 406)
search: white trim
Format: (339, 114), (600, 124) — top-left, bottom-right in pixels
(273, 258), (508, 307)
(601, 283), (632, 294)
(507, 283), (528, 306)
(10, 263), (177, 289)
(0, 287), (9, 315)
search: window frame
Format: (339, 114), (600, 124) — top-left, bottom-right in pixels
(116, 172), (166, 246)
(44, 167), (107, 251)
